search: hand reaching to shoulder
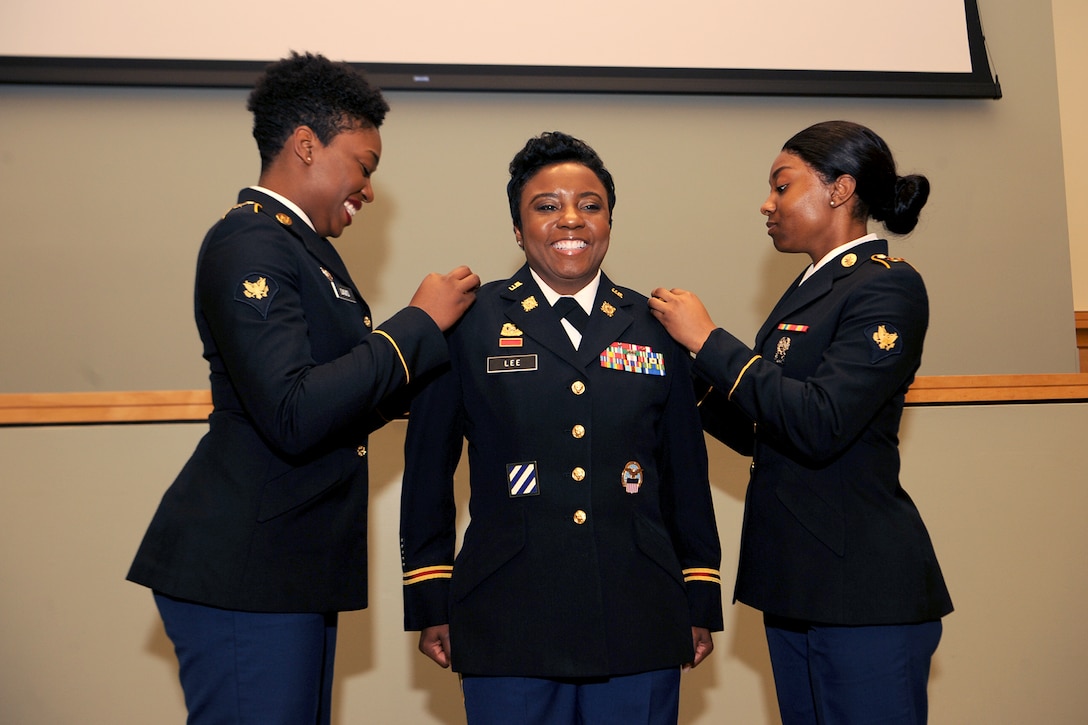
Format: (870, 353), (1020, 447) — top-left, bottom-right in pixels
(648, 287), (717, 355)
(410, 266), (481, 331)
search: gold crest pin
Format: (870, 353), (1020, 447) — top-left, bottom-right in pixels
(522, 296), (539, 312)
(600, 301), (616, 318)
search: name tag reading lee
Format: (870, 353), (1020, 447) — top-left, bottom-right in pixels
(487, 354), (538, 374)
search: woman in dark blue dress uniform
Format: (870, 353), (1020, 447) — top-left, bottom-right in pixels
(650, 120), (953, 725)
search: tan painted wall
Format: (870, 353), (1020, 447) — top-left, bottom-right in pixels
(3, 405), (1088, 724)
(0, 1), (1079, 392)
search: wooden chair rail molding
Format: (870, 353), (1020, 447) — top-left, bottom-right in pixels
(3, 374), (1088, 425)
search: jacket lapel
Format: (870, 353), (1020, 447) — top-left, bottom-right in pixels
(577, 274), (634, 368)
(755, 240), (889, 348)
(240, 189), (366, 306)
(499, 266), (577, 363)
(498, 267), (635, 371)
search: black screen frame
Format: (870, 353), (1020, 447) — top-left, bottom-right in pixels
(0, 2), (1000, 98)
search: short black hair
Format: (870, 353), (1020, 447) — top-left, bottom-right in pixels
(507, 131), (616, 229)
(247, 51), (390, 169)
(783, 120), (929, 235)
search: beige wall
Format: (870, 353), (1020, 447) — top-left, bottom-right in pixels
(2, 0), (1087, 723)
(0, 1), (1080, 393)
(1054, 0), (1088, 309)
(3, 405), (1088, 724)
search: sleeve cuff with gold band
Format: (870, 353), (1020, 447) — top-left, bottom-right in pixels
(693, 327), (761, 402)
(370, 306), (449, 387)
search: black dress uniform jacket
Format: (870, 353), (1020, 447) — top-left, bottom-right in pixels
(128, 189), (449, 613)
(400, 266), (723, 678)
(694, 239), (952, 626)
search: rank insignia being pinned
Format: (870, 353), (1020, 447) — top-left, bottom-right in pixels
(226, 200), (261, 217)
(522, 296), (539, 312)
(499, 322), (524, 347)
(600, 301), (616, 318)
(866, 323), (902, 362)
(622, 461), (644, 494)
(774, 336), (791, 364)
(600, 342), (665, 375)
(235, 273), (279, 319)
(507, 461), (539, 497)
(777, 323), (809, 333)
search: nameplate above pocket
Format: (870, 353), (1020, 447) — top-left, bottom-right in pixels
(487, 354), (538, 373)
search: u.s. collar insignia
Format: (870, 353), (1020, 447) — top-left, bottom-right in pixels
(499, 322), (523, 347)
(600, 301), (616, 318)
(611, 287), (624, 299)
(866, 323), (902, 362)
(508, 280), (523, 291)
(622, 461), (644, 494)
(235, 273), (279, 319)
(522, 295), (538, 312)
(774, 336), (791, 364)
(841, 253), (857, 268)
(275, 212), (293, 226)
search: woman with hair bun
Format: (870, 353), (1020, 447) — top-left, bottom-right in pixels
(650, 120), (952, 724)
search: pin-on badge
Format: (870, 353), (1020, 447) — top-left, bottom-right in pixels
(841, 253), (857, 268)
(774, 336), (791, 364)
(622, 461), (644, 494)
(600, 301), (616, 318)
(499, 322), (523, 347)
(522, 296), (538, 312)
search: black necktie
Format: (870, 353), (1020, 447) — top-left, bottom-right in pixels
(553, 296), (589, 334)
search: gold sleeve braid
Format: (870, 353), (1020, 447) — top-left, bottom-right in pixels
(372, 330), (410, 382)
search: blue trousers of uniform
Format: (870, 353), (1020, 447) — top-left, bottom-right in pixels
(154, 592), (338, 725)
(764, 614), (942, 725)
(460, 668), (681, 725)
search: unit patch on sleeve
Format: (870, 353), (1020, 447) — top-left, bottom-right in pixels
(600, 342), (665, 375)
(235, 273), (279, 319)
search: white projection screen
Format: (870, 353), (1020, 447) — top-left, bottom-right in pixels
(0, 0), (1000, 97)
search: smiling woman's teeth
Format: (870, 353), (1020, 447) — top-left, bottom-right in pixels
(554, 240), (586, 251)
(344, 201), (357, 217)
